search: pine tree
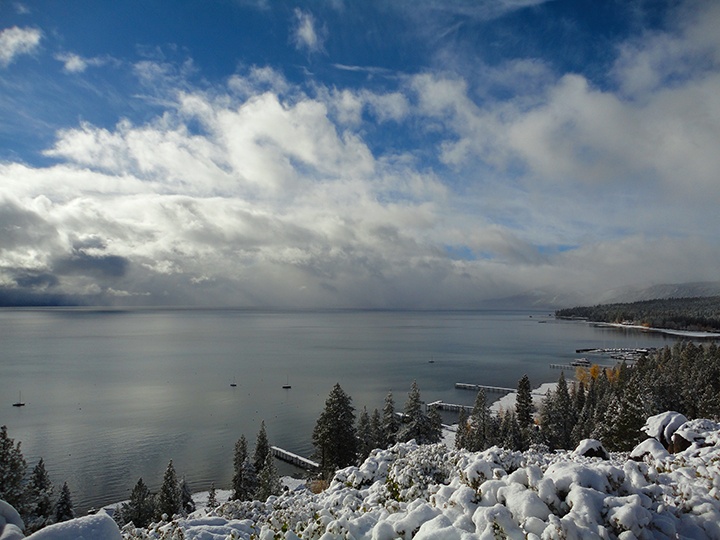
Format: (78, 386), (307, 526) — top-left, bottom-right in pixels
(396, 381), (441, 444)
(120, 478), (155, 528)
(515, 375), (534, 430)
(255, 453), (281, 501)
(381, 392), (399, 447)
(0, 425), (28, 511)
(232, 435), (256, 501)
(369, 408), (384, 451)
(24, 458), (54, 532)
(312, 383), (357, 476)
(54, 482), (74, 523)
(427, 406), (443, 444)
(455, 407), (470, 450)
(253, 421), (270, 475)
(468, 389), (497, 451)
(539, 371), (575, 450)
(180, 477), (195, 515)
(206, 483), (218, 509)
(156, 460), (181, 519)
(356, 407), (373, 463)
(499, 411), (523, 451)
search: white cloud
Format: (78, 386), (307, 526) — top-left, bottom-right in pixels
(291, 9), (325, 54)
(0, 26), (41, 68)
(55, 52), (107, 73)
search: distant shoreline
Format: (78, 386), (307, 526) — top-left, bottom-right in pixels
(591, 321), (720, 339)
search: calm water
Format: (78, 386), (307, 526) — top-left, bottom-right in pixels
(1, 308), (677, 512)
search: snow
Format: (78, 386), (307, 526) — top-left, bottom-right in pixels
(5, 413), (720, 539)
(641, 411), (689, 447)
(24, 512), (120, 540)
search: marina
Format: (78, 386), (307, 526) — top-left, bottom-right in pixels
(271, 446), (319, 470)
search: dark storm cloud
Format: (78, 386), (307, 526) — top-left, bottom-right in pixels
(54, 252), (130, 279)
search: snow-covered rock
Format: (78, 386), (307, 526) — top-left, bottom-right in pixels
(641, 411), (688, 448)
(572, 438), (609, 460)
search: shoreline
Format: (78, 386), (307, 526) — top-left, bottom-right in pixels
(592, 321), (720, 339)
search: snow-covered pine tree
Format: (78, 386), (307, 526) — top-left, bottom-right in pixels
(396, 381), (438, 444)
(381, 392), (399, 447)
(54, 482), (74, 523)
(455, 407), (470, 450)
(206, 483), (218, 509)
(24, 458), (54, 532)
(539, 371), (574, 450)
(253, 421), (270, 474)
(180, 477), (195, 515)
(369, 408), (383, 451)
(356, 406), (373, 463)
(156, 460), (182, 519)
(468, 389), (497, 451)
(312, 383), (357, 476)
(120, 477), (155, 528)
(515, 375), (533, 430)
(0, 425), (27, 512)
(499, 410), (523, 451)
(255, 452), (281, 501)
(427, 405), (443, 444)
(231, 435), (256, 501)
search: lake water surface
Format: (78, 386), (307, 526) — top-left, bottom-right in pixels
(1, 308), (678, 512)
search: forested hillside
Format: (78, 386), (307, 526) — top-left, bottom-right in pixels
(556, 296), (720, 332)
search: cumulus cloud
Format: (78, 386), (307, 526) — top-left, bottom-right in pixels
(2, 0), (720, 308)
(0, 26), (41, 67)
(291, 9), (326, 54)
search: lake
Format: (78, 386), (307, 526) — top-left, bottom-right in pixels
(1, 308), (678, 512)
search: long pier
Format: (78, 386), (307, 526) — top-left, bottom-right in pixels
(455, 382), (515, 393)
(270, 446), (319, 470)
(428, 400), (473, 412)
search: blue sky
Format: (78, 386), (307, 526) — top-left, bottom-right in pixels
(1, 0), (719, 308)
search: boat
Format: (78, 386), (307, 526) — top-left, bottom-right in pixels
(282, 376), (291, 389)
(12, 391), (25, 407)
(230, 377), (237, 387)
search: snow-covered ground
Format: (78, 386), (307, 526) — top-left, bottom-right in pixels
(596, 322), (720, 339)
(4, 411), (720, 540)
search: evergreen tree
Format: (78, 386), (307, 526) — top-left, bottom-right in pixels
(455, 407), (470, 450)
(156, 460), (181, 519)
(515, 375), (534, 429)
(540, 371), (573, 450)
(369, 408), (384, 451)
(232, 435), (256, 501)
(312, 383), (357, 476)
(120, 478), (155, 528)
(0, 425), (28, 511)
(25, 458), (54, 532)
(253, 421), (271, 475)
(255, 452), (281, 501)
(356, 407), (373, 463)
(499, 411), (523, 451)
(180, 477), (195, 515)
(396, 381), (439, 444)
(468, 389), (497, 451)
(427, 406), (443, 444)
(54, 482), (74, 523)
(206, 483), (218, 509)
(381, 392), (399, 447)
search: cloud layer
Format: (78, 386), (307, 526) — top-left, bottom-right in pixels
(1, 1), (719, 308)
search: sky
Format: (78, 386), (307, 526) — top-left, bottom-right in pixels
(1, 0), (719, 309)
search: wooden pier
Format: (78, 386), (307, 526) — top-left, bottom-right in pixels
(270, 446), (319, 470)
(428, 400), (473, 412)
(455, 383), (515, 393)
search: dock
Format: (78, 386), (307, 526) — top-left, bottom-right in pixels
(455, 383), (515, 393)
(270, 446), (319, 470)
(428, 400), (473, 412)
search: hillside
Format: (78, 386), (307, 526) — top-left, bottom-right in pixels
(4, 412), (718, 539)
(555, 296), (720, 333)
